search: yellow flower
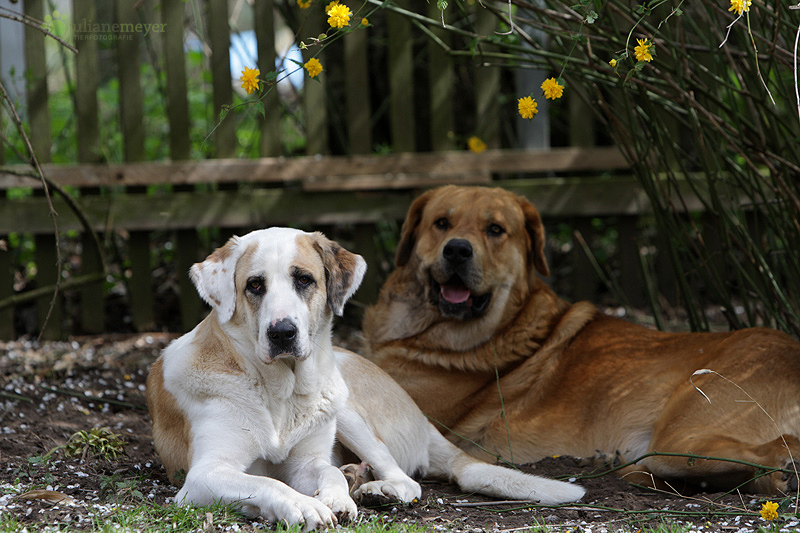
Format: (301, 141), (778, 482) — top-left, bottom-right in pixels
(361, 17), (369, 26)
(541, 77), (564, 100)
(304, 57), (323, 78)
(634, 38), (653, 62)
(327, 3), (351, 28)
(728, 0), (751, 15)
(760, 501), (779, 521)
(297, 0), (311, 8)
(467, 136), (486, 153)
(239, 66), (260, 95)
(517, 96), (538, 120)
(609, 58), (617, 67)
(325, 0), (340, 14)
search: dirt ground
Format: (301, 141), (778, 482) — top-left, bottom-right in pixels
(1, 334), (797, 532)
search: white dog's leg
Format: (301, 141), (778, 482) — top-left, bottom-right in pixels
(178, 464), (338, 531)
(280, 430), (358, 522)
(425, 428), (586, 505)
(336, 407), (423, 502)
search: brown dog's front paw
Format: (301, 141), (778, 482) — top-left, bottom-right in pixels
(340, 462), (374, 497)
(579, 450), (624, 469)
(780, 459), (799, 493)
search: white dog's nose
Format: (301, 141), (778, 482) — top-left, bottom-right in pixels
(267, 319), (298, 354)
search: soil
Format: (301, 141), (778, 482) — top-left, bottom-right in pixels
(1, 334), (797, 532)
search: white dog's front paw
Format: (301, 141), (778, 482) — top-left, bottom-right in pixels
(315, 488), (358, 523)
(272, 493), (338, 532)
(354, 477), (422, 503)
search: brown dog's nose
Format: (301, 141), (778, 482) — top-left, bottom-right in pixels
(443, 239), (473, 265)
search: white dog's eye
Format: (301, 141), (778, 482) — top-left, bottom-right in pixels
(294, 273), (315, 290)
(246, 277), (265, 296)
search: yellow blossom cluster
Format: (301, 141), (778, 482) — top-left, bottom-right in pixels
(467, 136), (486, 153)
(634, 38), (653, 62)
(728, 0), (751, 15)
(304, 57), (323, 78)
(517, 96), (538, 120)
(760, 501), (779, 521)
(517, 77), (563, 119)
(327, 1), (352, 28)
(239, 66), (260, 95)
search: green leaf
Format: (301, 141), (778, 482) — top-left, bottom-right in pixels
(253, 101), (265, 118)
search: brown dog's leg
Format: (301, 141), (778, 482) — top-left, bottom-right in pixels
(643, 434), (800, 494)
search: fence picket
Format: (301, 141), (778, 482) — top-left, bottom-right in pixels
(387, 0), (415, 152)
(344, 27), (371, 154)
(428, 2), (454, 151)
(473, 8), (500, 148)
(207, 0), (236, 158)
(303, 4), (329, 155)
(255, 0), (282, 156)
(163, 0), (192, 160)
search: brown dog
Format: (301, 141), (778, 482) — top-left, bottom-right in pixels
(363, 185), (800, 495)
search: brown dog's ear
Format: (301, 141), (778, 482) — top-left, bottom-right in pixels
(190, 236), (243, 323)
(519, 196), (550, 277)
(313, 234), (367, 316)
(395, 188), (438, 267)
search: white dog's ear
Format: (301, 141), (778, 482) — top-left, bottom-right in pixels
(189, 236), (243, 323)
(312, 234), (367, 316)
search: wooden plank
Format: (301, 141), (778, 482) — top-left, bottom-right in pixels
(74, 0), (100, 163)
(428, 1), (455, 151)
(0, 189), (416, 233)
(207, 0), (236, 158)
(302, 3), (328, 155)
(0, 176), (715, 235)
(386, 0), (415, 152)
(128, 231), (155, 331)
(474, 7), (500, 148)
(344, 25), (372, 154)
(116, 0), (146, 162)
(23, 0), (51, 163)
(254, 0), (281, 157)
(163, 0), (192, 160)
(0, 148), (630, 189)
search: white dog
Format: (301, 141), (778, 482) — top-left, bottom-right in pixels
(146, 227), (584, 531)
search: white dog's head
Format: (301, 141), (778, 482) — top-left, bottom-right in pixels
(189, 227), (366, 364)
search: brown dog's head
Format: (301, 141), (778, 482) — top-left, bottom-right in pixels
(395, 185), (549, 322)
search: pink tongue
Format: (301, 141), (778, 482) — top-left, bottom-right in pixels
(441, 285), (471, 304)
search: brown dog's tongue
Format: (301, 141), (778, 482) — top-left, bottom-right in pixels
(441, 285), (471, 304)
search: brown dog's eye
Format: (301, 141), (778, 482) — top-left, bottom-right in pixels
(246, 277), (265, 296)
(487, 223), (505, 236)
(434, 218), (449, 230)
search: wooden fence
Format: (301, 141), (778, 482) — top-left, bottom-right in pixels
(0, 0), (683, 339)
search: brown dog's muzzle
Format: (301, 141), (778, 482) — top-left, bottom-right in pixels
(430, 238), (492, 320)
